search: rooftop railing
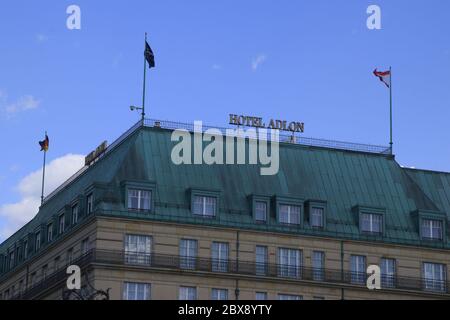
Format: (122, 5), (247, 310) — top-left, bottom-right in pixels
(42, 118), (391, 204)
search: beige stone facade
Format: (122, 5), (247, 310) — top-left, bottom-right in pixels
(1, 215), (449, 300)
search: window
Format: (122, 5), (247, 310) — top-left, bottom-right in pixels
(128, 189), (151, 211)
(278, 294), (303, 300)
(350, 255), (366, 284)
(255, 292), (267, 300)
(54, 256), (61, 271)
(278, 248), (302, 278)
(8, 251), (14, 269)
(18, 280), (23, 295)
(4, 289), (9, 300)
(58, 214), (65, 234)
(311, 207), (324, 228)
(212, 242), (229, 272)
(423, 262), (446, 292)
(180, 239), (197, 270)
(421, 219), (443, 240)
(279, 204), (300, 225)
(360, 213), (382, 234)
(255, 201), (267, 223)
(67, 248), (74, 264)
(30, 272), (36, 286)
(380, 258), (396, 288)
(47, 223), (53, 242)
(42, 264), (48, 280)
(23, 240), (28, 260)
(123, 282), (151, 300)
(86, 193), (94, 215)
(179, 286), (197, 300)
(312, 251), (325, 281)
(81, 238), (90, 254)
(125, 234), (152, 265)
(72, 204), (79, 225)
(193, 195), (216, 217)
(211, 288), (228, 300)
(35, 231), (41, 251)
(256, 245), (268, 275)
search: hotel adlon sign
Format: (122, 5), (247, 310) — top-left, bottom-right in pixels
(229, 114), (304, 133)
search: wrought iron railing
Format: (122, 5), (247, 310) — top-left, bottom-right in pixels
(10, 249), (448, 299)
(144, 118), (392, 155)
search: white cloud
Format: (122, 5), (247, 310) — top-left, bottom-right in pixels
(0, 154), (84, 240)
(4, 95), (40, 115)
(251, 54), (267, 71)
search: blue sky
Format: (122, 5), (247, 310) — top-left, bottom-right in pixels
(0, 0), (449, 239)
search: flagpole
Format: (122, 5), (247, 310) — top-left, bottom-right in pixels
(389, 66), (393, 154)
(141, 32), (147, 122)
(40, 131), (47, 205)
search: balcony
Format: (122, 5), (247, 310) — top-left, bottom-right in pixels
(8, 249), (450, 299)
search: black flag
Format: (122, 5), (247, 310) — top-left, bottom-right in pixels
(145, 41), (155, 68)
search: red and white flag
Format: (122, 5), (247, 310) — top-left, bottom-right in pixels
(373, 69), (391, 88)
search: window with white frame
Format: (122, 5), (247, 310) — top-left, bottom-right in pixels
(86, 193), (94, 215)
(58, 214), (65, 234)
(180, 239), (197, 270)
(211, 288), (228, 300)
(67, 248), (74, 264)
(72, 204), (79, 225)
(212, 242), (229, 272)
(278, 294), (303, 300)
(279, 204), (300, 225)
(47, 223), (53, 242)
(312, 251), (325, 281)
(54, 256), (61, 271)
(278, 248), (302, 278)
(179, 286), (197, 300)
(255, 201), (267, 223)
(350, 255), (366, 284)
(311, 207), (324, 228)
(255, 292), (267, 300)
(8, 251), (14, 269)
(421, 219), (443, 240)
(123, 282), (151, 300)
(81, 238), (90, 254)
(35, 231), (41, 251)
(125, 234), (152, 265)
(256, 245), (268, 275)
(380, 258), (396, 288)
(423, 262), (446, 292)
(23, 240), (28, 260)
(360, 213), (382, 234)
(193, 195), (216, 217)
(128, 189), (151, 211)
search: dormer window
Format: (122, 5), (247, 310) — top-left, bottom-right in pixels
(421, 219), (443, 241)
(71, 204), (79, 225)
(35, 231), (41, 251)
(311, 207), (324, 228)
(128, 189), (151, 211)
(255, 201), (267, 223)
(279, 204), (300, 225)
(360, 213), (383, 234)
(193, 195), (216, 217)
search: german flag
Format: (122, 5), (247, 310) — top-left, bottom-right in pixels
(39, 134), (49, 152)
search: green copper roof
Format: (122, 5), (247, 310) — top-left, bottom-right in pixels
(1, 121), (450, 257)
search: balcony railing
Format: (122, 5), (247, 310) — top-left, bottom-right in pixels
(8, 249), (449, 300)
